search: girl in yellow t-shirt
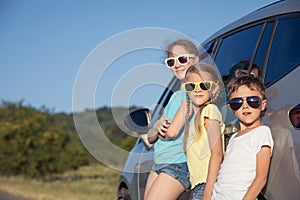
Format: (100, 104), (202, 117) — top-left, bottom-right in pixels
(174, 62), (225, 200)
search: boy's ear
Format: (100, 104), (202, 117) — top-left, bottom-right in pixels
(261, 99), (267, 111)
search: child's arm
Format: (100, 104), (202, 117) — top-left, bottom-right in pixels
(148, 99), (192, 143)
(162, 101), (191, 138)
(147, 120), (159, 144)
(147, 101), (188, 143)
(203, 119), (223, 200)
(147, 115), (169, 144)
(242, 146), (272, 200)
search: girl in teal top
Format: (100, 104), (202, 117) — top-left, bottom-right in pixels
(144, 39), (199, 200)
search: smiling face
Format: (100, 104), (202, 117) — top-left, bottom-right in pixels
(186, 71), (213, 107)
(168, 45), (198, 80)
(229, 85), (267, 129)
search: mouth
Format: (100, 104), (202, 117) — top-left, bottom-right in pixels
(193, 94), (203, 98)
(174, 67), (185, 72)
(242, 111), (252, 116)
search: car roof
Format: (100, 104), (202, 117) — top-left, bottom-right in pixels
(202, 0), (300, 45)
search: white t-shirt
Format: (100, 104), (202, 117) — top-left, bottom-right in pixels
(213, 125), (274, 200)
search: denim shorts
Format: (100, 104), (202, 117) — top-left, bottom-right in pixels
(152, 162), (190, 190)
(192, 182), (206, 200)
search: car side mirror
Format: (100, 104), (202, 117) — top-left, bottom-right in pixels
(124, 108), (153, 150)
(124, 108), (151, 134)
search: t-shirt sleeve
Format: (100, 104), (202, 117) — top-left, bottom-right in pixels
(202, 104), (222, 121)
(202, 104), (224, 131)
(252, 126), (274, 154)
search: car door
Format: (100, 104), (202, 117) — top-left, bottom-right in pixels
(201, 12), (300, 200)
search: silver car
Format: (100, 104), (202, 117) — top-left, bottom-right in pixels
(117, 0), (300, 199)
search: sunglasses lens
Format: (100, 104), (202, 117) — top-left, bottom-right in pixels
(199, 82), (211, 91)
(184, 83), (196, 91)
(178, 56), (188, 65)
(247, 96), (261, 108)
(166, 58), (175, 68)
(229, 98), (243, 110)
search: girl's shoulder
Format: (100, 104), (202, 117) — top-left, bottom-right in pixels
(203, 103), (218, 110)
(202, 104), (223, 122)
(169, 89), (186, 101)
(202, 103), (221, 114)
(173, 89), (186, 96)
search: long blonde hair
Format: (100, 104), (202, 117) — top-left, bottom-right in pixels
(183, 62), (225, 152)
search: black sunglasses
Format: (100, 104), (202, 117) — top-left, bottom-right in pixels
(228, 96), (262, 111)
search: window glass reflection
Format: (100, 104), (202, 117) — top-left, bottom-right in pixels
(265, 16), (300, 85)
(290, 104), (300, 128)
(214, 24), (263, 86)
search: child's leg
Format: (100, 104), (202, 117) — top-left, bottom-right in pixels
(145, 172), (184, 200)
(144, 171), (158, 199)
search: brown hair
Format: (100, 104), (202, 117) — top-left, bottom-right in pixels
(227, 75), (266, 99)
(183, 62), (225, 152)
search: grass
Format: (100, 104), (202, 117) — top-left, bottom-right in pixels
(0, 164), (120, 200)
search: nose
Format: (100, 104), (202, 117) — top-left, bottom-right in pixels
(241, 100), (249, 109)
(174, 61), (181, 69)
(194, 84), (201, 92)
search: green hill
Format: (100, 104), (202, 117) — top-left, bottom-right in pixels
(0, 100), (138, 178)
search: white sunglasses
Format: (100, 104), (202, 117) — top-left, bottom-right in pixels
(164, 54), (195, 68)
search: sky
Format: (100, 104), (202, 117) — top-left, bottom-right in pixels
(0, 0), (278, 114)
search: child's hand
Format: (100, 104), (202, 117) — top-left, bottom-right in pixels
(156, 118), (171, 140)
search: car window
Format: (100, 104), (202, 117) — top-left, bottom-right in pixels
(200, 40), (216, 64)
(265, 15), (300, 86)
(213, 24), (264, 86)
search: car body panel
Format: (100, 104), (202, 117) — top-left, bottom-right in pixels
(262, 65), (300, 199)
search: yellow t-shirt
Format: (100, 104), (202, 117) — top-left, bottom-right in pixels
(186, 104), (225, 189)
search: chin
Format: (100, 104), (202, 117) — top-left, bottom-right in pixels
(177, 74), (185, 80)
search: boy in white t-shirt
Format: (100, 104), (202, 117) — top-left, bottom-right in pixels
(213, 75), (274, 200)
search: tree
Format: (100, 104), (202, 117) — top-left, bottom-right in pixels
(0, 101), (89, 178)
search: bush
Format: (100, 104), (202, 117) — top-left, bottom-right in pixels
(0, 101), (137, 178)
(0, 101), (89, 178)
